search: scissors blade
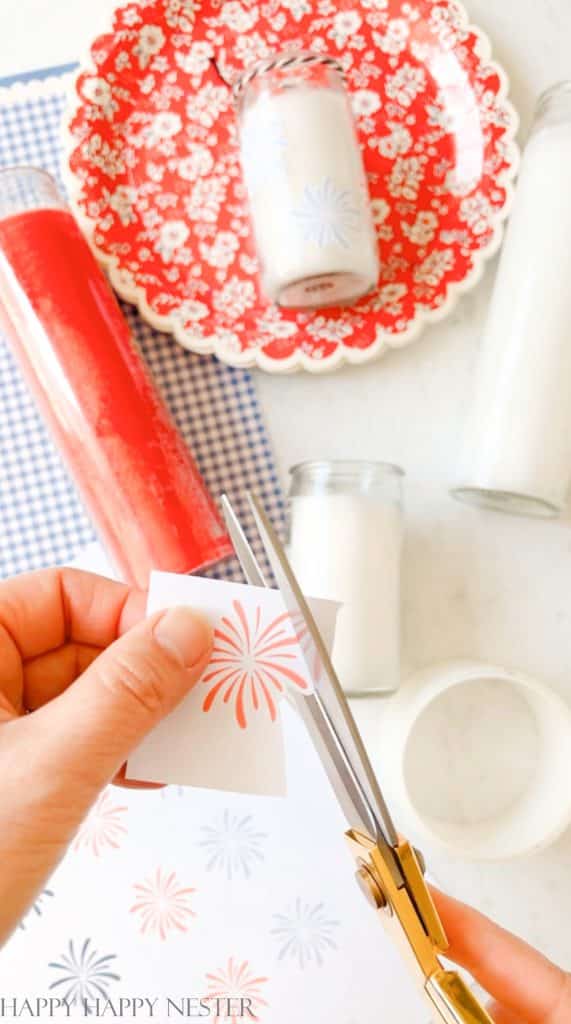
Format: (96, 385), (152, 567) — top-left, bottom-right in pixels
(221, 493), (267, 588)
(247, 492), (399, 848)
(221, 494), (380, 840)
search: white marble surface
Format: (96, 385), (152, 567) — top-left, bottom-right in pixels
(2, 0), (571, 967)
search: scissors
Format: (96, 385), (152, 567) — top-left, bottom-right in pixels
(221, 492), (494, 1024)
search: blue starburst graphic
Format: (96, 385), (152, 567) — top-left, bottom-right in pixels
(48, 939), (120, 1010)
(19, 888), (54, 929)
(198, 810), (267, 880)
(291, 178), (362, 248)
(272, 898), (340, 968)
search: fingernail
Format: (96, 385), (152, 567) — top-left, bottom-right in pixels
(154, 607), (213, 668)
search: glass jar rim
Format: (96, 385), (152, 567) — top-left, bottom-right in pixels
(290, 459), (405, 479)
(0, 165), (57, 185)
(535, 80), (571, 119)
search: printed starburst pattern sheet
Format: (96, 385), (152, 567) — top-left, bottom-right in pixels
(67, 0), (519, 371)
(0, 544), (429, 1023)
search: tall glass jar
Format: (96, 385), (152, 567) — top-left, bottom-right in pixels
(453, 82), (571, 518)
(235, 52), (380, 309)
(288, 461), (404, 696)
(0, 167), (231, 585)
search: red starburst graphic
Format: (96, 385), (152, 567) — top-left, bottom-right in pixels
(73, 791), (128, 857)
(130, 868), (196, 940)
(204, 958), (269, 1024)
(202, 600), (309, 729)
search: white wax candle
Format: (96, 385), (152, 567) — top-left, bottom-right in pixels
(455, 120), (571, 517)
(288, 493), (403, 694)
(240, 86), (379, 308)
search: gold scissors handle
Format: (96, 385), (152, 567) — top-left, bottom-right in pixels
(348, 831), (494, 1024)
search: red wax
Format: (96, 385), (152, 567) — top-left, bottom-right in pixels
(0, 208), (232, 586)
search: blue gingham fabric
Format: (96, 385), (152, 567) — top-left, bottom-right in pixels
(0, 69), (285, 581)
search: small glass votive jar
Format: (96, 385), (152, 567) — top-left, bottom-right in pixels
(452, 82), (571, 518)
(288, 460), (404, 696)
(234, 52), (380, 310)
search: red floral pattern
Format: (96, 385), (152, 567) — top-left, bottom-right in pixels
(68, 0), (518, 371)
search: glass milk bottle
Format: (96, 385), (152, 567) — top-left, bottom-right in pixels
(288, 461), (404, 696)
(453, 83), (571, 517)
(235, 52), (379, 309)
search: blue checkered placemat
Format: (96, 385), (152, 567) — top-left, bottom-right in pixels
(0, 68), (286, 581)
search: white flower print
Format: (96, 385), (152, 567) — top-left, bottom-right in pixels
(429, 5), (468, 50)
(306, 317), (353, 343)
(175, 42), (213, 77)
(360, 0), (388, 9)
(234, 32), (271, 66)
(133, 25), (166, 69)
(257, 313), (298, 339)
(414, 249), (455, 286)
(176, 300), (209, 323)
(329, 10), (362, 48)
(84, 135), (124, 178)
(109, 186), (137, 226)
(292, 179), (363, 249)
(281, 0), (312, 20)
(371, 198), (390, 224)
(402, 210), (438, 245)
(215, 328), (242, 354)
(141, 112), (182, 148)
(178, 144), (214, 181)
(186, 83), (231, 128)
(219, 1), (259, 32)
(377, 122), (413, 159)
(351, 89), (381, 118)
(121, 7), (141, 27)
(214, 277), (256, 320)
(82, 77), (118, 120)
(387, 156), (424, 201)
(378, 17), (410, 55)
(157, 220), (190, 262)
(369, 282), (407, 314)
(164, 0), (196, 30)
(459, 193), (493, 235)
(186, 176), (226, 223)
(385, 63), (426, 107)
(200, 231), (239, 269)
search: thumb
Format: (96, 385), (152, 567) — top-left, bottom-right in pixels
(38, 605), (213, 793)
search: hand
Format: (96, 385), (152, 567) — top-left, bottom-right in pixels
(433, 889), (571, 1023)
(0, 568), (213, 945)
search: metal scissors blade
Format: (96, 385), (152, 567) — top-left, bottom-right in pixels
(221, 495), (380, 839)
(222, 491), (399, 848)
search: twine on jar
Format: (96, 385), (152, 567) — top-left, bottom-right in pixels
(231, 51), (345, 101)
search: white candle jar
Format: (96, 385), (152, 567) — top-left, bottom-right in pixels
(288, 461), (404, 696)
(453, 82), (571, 518)
(235, 52), (380, 309)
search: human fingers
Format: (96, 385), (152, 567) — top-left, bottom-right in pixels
(0, 605), (212, 941)
(0, 569), (145, 708)
(432, 889), (571, 1024)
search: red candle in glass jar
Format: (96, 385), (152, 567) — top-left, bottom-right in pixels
(0, 168), (232, 587)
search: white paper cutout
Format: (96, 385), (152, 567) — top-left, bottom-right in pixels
(126, 572), (339, 794)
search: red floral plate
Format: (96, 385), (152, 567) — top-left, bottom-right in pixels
(67, 0), (519, 373)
